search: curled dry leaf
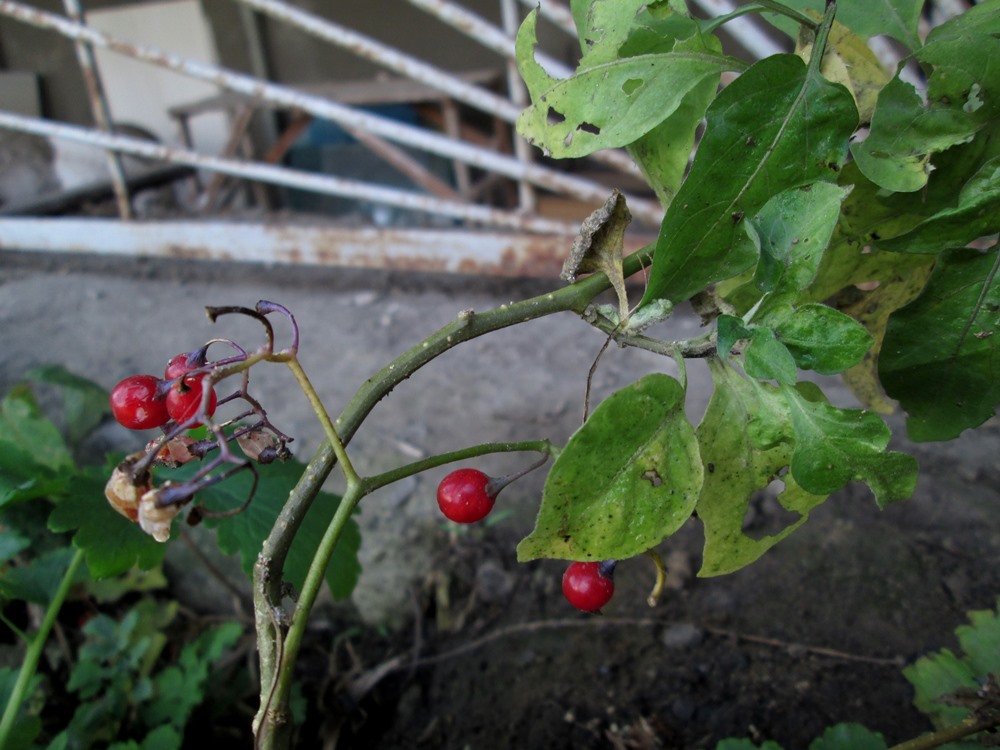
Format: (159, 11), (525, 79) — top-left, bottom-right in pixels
(104, 451), (151, 523)
(139, 485), (184, 543)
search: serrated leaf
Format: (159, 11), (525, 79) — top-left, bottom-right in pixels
(515, 4), (737, 158)
(808, 724), (887, 750)
(744, 327), (798, 385)
(956, 605), (1000, 678)
(696, 360), (827, 577)
(716, 740), (784, 750)
(0, 386), (75, 506)
(25, 365), (110, 448)
(641, 52), (858, 306)
(0, 546), (85, 606)
(517, 374), (702, 562)
(190, 459), (361, 600)
(782, 384), (918, 508)
(880, 248), (1000, 441)
(905, 649), (979, 729)
(48, 467), (166, 579)
(761, 302), (874, 374)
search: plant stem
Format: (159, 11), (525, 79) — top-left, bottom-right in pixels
(361, 440), (554, 495)
(889, 715), (998, 750)
(0, 547), (84, 748)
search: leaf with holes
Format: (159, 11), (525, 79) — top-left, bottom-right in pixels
(517, 374), (702, 562)
(852, 2), (1000, 192)
(640, 52), (858, 307)
(515, 4), (737, 158)
(880, 247), (1000, 441)
(696, 360), (827, 577)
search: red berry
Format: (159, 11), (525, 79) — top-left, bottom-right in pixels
(110, 375), (170, 430)
(164, 352), (199, 381)
(165, 374), (217, 427)
(437, 468), (496, 523)
(562, 561), (615, 612)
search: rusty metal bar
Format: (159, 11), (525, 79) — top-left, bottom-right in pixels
(0, 110), (581, 234)
(239, 0), (640, 180)
(0, 1), (662, 223)
(0, 218), (663, 278)
(62, 0), (132, 220)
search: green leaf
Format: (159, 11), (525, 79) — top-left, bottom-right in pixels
(142, 622), (242, 731)
(750, 183), (849, 296)
(905, 648), (979, 729)
(515, 4), (737, 158)
(880, 248), (1000, 441)
(48, 467), (167, 579)
(762, 0), (922, 51)
(717, 314), (752, 361)
(191, 459), (361, 600)
(716, 740), (784, 750)
(517, 374), (702, 562)
(0, 546), (81, 605)
(852, 3), (1000, 192)
(761, 302), (874, 374)
(808, 724), (887, 750)
(696, 360), (827, 577)
(0, 386), (74, 506)
(744, 327), (798, 385)
(641, 52), (858, 306)
(25, 365), (110, 448)
(0, 528), (30, 564)
(0, 667), (43, 750)
(876, 156), (1000, 254)
(782, 384), (918, 508)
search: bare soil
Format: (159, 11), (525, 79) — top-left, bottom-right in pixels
(2, 251), (998, 749)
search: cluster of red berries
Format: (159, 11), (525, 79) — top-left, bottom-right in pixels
(109, 352), (218, 431)
(436, 466), (616, 613)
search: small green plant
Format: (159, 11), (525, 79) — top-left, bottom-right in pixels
(3, 0), (999, 746)
(716, 600), (1000, 749)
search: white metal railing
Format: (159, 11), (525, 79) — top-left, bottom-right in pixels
(0, 0), (800, 273)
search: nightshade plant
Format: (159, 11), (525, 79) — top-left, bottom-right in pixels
(3, 0), (999, 747)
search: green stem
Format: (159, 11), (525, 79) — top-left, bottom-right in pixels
(0, 548), (84, 748)
(362, 440), (555, 495)
(889, 715), (998, 750)
(806, 0), (838, 80)
(284, 356), (359, 486)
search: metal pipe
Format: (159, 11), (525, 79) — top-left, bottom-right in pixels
(62, 0), (132, 220)
(501, 0), (536, 213)
(0, 218), (633, 276)
(0, 1), (662, 223)
(0, 110), (579, 234)
(405, 0), (571, 77)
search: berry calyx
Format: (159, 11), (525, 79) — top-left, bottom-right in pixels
(436, 468), (496, 523)
(110, 375), (170, 430)
(562, 560), (616, 613)
(164, 349), (206, 381)
(165, 374), (217, 427)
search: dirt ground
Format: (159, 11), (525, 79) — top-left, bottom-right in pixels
(1, 249), (998, 749)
